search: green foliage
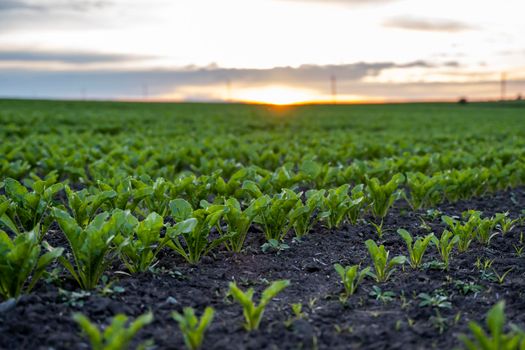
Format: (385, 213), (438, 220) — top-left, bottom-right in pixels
(1, 175), (62, 236)
(52, 208), (133, 289)
(172, 307), (214, 350)
(246, 187), (301, 241)
(228, 280), (290, 331)
(115, 212), (166, 273)
(418, 292), (452, 309)
(288, 189), (325, 238)
(442, 213), (477, 252)
(333, 263), (370, 297)
(0, 228), (63, 299)
(431, 230), (459, 270)
(260, 238), (290, 253)
(366, 174), (404, 220)
(320, 185), (350, 229)
(166, 199), (230, 264)
(458, 301), (525, 350)
(464, 211), (500, 246)
(219, 197), (258, 252)
(495, 212), (519, 235)
(73, 311), (153, 350)
(365, 239), (406, 283)
(369, 285), (395, 303)
(454, 280), (483, 295)
(2, 100), (525, 348)
(346, 184), (367, 225)
(62, 185), (117, 228)
(397, 229), (434, 269)
(98, 177), (154, 213)
(405, 172), (443, 210)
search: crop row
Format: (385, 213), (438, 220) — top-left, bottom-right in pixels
(1, 173), (522, 296)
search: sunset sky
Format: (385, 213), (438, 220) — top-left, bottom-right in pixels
(1, 0), (524, 104)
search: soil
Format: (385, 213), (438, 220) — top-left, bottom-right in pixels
(1, 187), (524, 350)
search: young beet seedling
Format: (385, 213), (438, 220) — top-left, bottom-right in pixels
(320, 184), (358, 229)
(63, 185), (117, 228)
(219, 197), (258, 252)
(1, 175), (63, 237)
(442, 213), (477, 252)
(172, 307), (214, 350)
(458, 301), (525, 350)
(365, 239), (406, 283)
(404, 172), (443, 210)
(115, 212), (166, 273)
(333, 264), (370, 298)
(228, 279), (290, 331)
(166, 199), (232, 264)
(366, 174), (404, 238)
(244, 186), (301, 242)
(468, 211), (500, 246)
(52, 208), (134, 290)
(0, 228), (63, 299)
(397, 229), (434, 269)
(494, 212), (519, 235)
(288, 189), (325, 238)
(73, 311), (153, 350)
(431, 230), (459, 270)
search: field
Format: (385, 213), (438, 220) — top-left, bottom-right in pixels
(0, 99), (524, 349)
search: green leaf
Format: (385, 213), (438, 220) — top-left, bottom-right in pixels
(169, 199), (193, 221)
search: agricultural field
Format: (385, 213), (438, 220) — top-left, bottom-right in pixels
(0, 98), (524, 349)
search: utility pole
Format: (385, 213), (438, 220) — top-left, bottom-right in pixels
(500, 72), (507, 101)
(330, 74), (337, 104)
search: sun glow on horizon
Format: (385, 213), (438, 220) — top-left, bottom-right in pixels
(231, 86), (377, 105)
(232, 85), (320, 105)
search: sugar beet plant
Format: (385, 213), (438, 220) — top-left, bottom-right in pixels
(0, 228), (63, 299)
(431, 230), (459, 270)
(166, 199), (231, 264)
(52, 208), (135, 290)
(366, 174), (403, 237)
(397, 229), (434, 269)
(243, 182), (301, 241)
(73, 311), (153, 350)
(288, 189), (325, 238)
(1, 175), (62, 237)
(62, 185), (117, 227)
(405, 172), (443, 210)
(468, 211), (500, 245)
(217, 197), (258, 252)
(334, 263), (370, 298)
(365, 239), (406, 283)
(114, 212), (165, 273)
(320, 185), (354, 229)
(172, 307), (215, 350)
(442, 214), (477, 252)
(228, 279), (290, 331)
(458, 301), (525, 350)
(495, 212), (519, 235)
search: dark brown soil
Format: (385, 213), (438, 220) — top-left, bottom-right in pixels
(1, 188), (524, 350)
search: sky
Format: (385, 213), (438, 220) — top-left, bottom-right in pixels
(0, 0), (524, 104)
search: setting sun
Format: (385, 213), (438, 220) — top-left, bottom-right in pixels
(233, 86), (319, 105)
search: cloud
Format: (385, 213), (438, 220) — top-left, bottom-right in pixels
(0, 0), (43, 12)
(276, 0), (396, 6)
(0, 0), (110, 13)
(498, 49), (525, 56)
(0, 60), (465, 100)
(0, 49), (151, 64)
(383, 16), (476, 32)
(0, 0), (112, 32)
